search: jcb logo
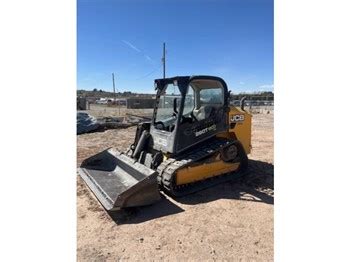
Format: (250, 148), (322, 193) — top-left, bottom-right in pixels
(230, 114), (245, 123)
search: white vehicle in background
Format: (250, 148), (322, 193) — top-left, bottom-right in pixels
(96, 98), (108, 104)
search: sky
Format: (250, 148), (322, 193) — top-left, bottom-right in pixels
(77, 0), (273, 94)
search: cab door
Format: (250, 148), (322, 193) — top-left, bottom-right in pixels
(175, 78), (229, 154)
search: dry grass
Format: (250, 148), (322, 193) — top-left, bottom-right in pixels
(86, 104), (154, 118)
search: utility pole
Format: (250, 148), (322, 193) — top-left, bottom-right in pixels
(162, 42), (166, 79)
(112, 73), (116, 101)
(112, 73), (120, 115)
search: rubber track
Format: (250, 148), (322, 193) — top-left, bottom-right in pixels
(156, 138), (248, 197)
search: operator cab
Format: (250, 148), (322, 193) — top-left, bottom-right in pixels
(154, 78), (225, 131)
(151, 76), (229, 154)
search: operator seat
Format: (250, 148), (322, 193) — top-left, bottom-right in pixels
(193, 106), (214, 121)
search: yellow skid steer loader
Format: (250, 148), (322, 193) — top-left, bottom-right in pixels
(78, 75), (251, 210)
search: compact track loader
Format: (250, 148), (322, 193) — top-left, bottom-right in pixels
(78, 76), (252, 210)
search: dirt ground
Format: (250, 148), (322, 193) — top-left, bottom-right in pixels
(77, 113), (274, 261)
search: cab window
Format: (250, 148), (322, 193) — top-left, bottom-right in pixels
(199, 88), (224, 105)
(183, 86), (195, 115)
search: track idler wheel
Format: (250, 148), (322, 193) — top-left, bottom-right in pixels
(220, 144), (238, 162)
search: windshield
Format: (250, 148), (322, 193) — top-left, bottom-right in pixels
(155, 83), (181, 123)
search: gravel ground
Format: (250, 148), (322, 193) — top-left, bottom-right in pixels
(77, 113), (274, 261)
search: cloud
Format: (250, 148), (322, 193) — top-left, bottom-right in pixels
(144, 54), (155, 64)
(239, 81), (245, 85)
(122, 40), (156, 65)
(240, 89), (254, 93)
(122, 40), (141, 53)
(258, 84), (274, 91)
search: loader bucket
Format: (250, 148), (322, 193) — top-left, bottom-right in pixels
(78, 148), (161, 210)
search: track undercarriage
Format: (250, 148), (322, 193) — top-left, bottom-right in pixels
(156, 137), (248, 197)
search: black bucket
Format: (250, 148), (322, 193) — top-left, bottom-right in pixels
(78, 148), (161, 210)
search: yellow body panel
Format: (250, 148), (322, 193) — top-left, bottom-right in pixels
(173, 107), (251, 186)
(227, 106), (252, 154)
(176, 159), (240, 185)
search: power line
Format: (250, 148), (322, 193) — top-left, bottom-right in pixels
(135, 65), (162, 80)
